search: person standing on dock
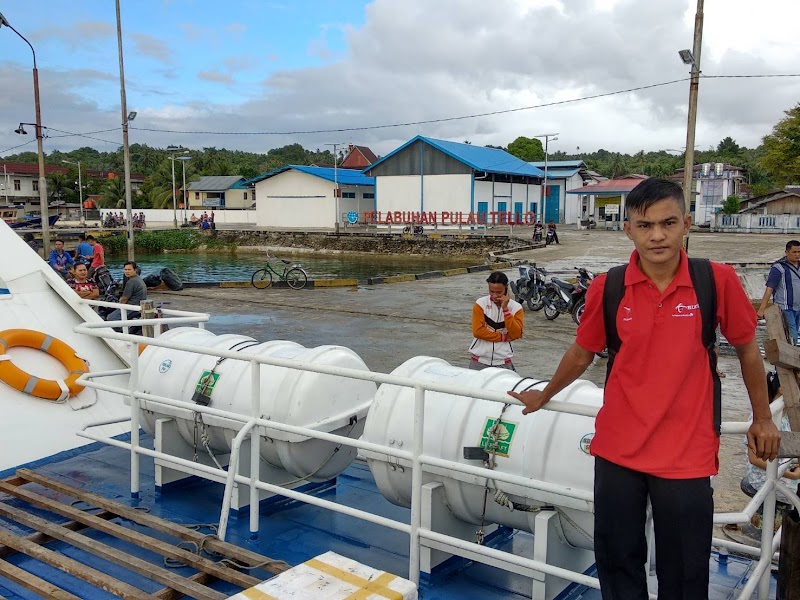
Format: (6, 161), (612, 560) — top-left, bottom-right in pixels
(468, 271), (524, 371)
(509, 178), (780, 599)
(756, 239), (800, 345)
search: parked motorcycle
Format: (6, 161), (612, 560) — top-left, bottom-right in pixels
(542, 267), (594, 321)
(509, 264), (547, 311)
(403, 225), (424, 235)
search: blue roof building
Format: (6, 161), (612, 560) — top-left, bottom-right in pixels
(250, 165), (375, 229)
(363, 136), (555, 226)
(527, 159), (595, 225)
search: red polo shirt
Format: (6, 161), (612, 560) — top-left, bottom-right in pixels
(576, 250), (756, 478)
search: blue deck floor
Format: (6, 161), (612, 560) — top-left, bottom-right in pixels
(0, 436), (776, 599)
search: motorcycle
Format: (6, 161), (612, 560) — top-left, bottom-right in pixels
(403, 224), (424, 235)
(542, 267), (594, 321)
(532, 224), (543, 243)
(510, 264), (547, 311)
(545, 228), (556, 245)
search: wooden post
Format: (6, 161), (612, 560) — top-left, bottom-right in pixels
(140, 300), (155, 338)
(763, 304), (800, 457)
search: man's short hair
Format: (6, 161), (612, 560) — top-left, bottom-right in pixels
(86, 235), (96, 241)
(74, 263), (87, 271)
(54, 239), (63, 245)
(786, 240), (800, 251)
(124, 261), (138, 269)
(486, 271), (509, 286)
(78, 234), (87, 241)
(626, 178), (685, 214)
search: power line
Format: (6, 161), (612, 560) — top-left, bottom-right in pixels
(129, 78), (692, 136)
(46, 127), (118, 146)
(0, 139), (36, 155)
(126, 73), (800, 138)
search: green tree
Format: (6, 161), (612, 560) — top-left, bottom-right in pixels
(101, 177), (126, 208)
(506, 136), (544, 162)
(760, 104), (800, 186)
(721, 194), (741, 214)
(716, 136), (741, 156)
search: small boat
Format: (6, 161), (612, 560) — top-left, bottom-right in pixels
(3, 210), (60, 229)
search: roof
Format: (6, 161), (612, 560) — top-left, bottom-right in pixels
(365, 136), (547, 178)
(341, 145), (378, 168)
(531, 166), (582, 178)
(740, 190), (800, 213)
(528, 160), (586, 169)
(248, 165), (375, 186)
(0, 162), (144, 181)
(566, 175), (649, 195)
(186, 176), (245, 192)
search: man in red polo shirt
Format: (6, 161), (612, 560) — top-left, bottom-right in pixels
(509, 178), (780, 599)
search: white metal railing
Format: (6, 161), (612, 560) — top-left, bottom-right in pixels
(73, 305), (798, 600)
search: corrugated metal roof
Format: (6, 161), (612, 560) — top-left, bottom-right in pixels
(528, 160), (586, 169)
(566, 176), (648, 195)
(186, 176), (245, 192)
(365, 136), (547, 178)
(532, 166), (581, 178)
(248, 166), (374, 186)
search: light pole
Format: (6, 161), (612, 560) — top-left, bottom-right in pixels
(1, 12), (51, 254)
(61, 159), (84, 227)
(176, 156), (191, 225)
(325, 142), (346, 233)
(679, 0), (704, 253)
(115, 0), (135, 260)
(533, 133), (559, 224)
(166, 146), (188, 229)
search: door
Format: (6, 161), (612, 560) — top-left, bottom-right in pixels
(514, 202), (523, 224)
(545, 185), (560, 223)
(477, 201), (488, 224)
(497, 201), (507, 225)
(529, 202), (538, 218)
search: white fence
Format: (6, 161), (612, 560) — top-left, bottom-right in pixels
(712, 212), (800, 234)
(99, 209), (257, 226)
(73, 300), (798, 600)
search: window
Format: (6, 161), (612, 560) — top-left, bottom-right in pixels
(244, 192), (248, 200)
(32, 180), (38, 191)
(195, 192), (200, 200)
(341, 192), (356, 199)
(363, 192), (375, 199)
(14, 180), (21, 191)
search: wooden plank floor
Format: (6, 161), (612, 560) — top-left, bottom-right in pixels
(0, 469), (291, 600)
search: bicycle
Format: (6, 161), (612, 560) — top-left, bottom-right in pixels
(251, 256), (308, 290)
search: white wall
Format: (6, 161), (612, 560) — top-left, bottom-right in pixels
(375, 175), (422, 215)
(421, 174), (472, 213)
(255, 170), (333, 228)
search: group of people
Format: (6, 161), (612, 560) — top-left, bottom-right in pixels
(46, 234), (105, 278)
(189, 210), (215, 230)
(103, 211), (127, 228)
(469, 178), (788, 598)
(133, 212), (147, 230)
(532, 220), (560, 244)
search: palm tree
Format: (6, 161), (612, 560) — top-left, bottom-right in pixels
(101, 177), (126, 208)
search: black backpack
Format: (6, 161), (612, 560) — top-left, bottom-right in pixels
(602, 258), (721, 435)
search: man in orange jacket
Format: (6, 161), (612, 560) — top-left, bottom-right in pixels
(468, 271), (524, 370)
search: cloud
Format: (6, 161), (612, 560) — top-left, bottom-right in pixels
(30, 21), (114, 50)
(130, 33), (173, 63)
(4, 0), (800, 158)
(225, 23), (246, 37)
(198, 69), (234, 84)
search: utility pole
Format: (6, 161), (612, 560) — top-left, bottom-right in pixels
(325, 142), (346, 233)
(680, 0), (704, 253)
(115, 0), (135, 261)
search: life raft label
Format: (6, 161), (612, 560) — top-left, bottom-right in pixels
(478, 418), (517, 458)
(195, 370), (220, 394)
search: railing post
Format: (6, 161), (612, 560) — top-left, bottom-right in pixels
(757, 459), (779, 599)
(140, 300), (155, 338)
(408, 385), (425, 585)
(129, 337), (140, 499)
(250, 359), (261, 540)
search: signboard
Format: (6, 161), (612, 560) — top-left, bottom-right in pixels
(347, 210), (359, 224)
(202, 198), (222, 207)
(195, 370), (220, 395)
(478, 418), (518, 458)
(604, 204), (620, 215)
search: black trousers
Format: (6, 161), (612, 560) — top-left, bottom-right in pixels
(594, 457), (713, 600)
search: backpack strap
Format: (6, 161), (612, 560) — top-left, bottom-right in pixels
(602, 265), (628, 383)
(687, 258), (721, 436)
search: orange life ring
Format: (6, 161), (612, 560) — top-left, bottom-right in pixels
(0, 329), (88, 401)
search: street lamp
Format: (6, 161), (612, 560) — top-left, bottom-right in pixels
(679, 0), (704, 252)
(1, 12), (51, 254)
(61, 159), (84, 227)
(166, 146), (189, 229)
(176, 156), (191, 225)
(533, 133), (559, 224)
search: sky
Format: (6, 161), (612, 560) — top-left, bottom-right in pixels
(1, 0), (799, 160)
